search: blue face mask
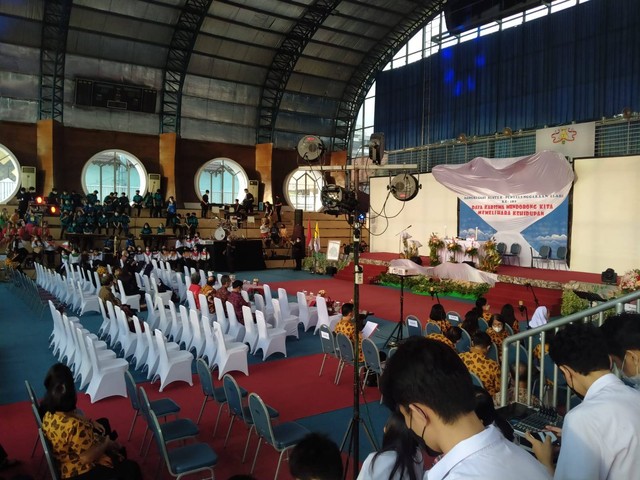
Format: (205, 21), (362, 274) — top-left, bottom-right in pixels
(621, 352), (640, 388)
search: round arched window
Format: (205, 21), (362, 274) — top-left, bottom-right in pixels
(285, 168), (324, 212)
(195, 158), (248, 204)
(0, 144), (21, 204)
(81, 150), (147, 201)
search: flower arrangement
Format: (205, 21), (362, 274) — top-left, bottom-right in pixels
(428, 233), (444, 266)
(619, 269), (640, 293)
(465, 245), (479, 257)
(401, 236), (421, 259)
(446, 240), (462, 253)
(478, 238), (501, 273)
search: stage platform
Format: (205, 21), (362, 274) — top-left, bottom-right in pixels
(333, 251), (615, 317)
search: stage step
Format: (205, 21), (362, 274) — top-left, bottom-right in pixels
(334, 261), (387, 283)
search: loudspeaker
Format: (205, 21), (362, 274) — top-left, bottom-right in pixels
(601, 268), (617, 285)
(247, 179), (259, 200)
(147, 173), (161, 193)
(21, 166), (36, 190)
(368, 132), (385, 165)
(141, 89), (157, 113)
(326, 266), (338, 275)
(294, 209), (303, 226)
(75, 78), (93, 106)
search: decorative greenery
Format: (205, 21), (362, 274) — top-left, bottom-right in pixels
(303, 252), (350, 274)
(478, 238), (501, 273)
(376, 272), (490, 298)
(428, 233), (444, 266)
(560, 289), (589, 317)
(401, 236), (421, 259)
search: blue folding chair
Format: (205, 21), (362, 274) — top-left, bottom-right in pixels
(148, 409), (218, 479)
(456, 327), (472, 353)
(425, 322), (442, 335)
(406, 315), (422, 337)
(248, 392), (311, 479)
(318, 325), (340, 376)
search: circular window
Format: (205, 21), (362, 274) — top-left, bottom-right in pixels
(0, 144), (21, 204)
(195, 158), (248, 204)
(285, 168), (324, 212)
(81, 150), (147, 201)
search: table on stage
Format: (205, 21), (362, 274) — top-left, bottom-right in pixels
(438, 239), (484, 264)
(202, 239), (266, 271)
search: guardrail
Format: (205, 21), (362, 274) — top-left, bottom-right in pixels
(499, 289), (640, 410)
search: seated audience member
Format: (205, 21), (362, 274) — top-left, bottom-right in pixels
(358, 411), (423, 480)
(461, 309), (480, 336)
(40, 363), (142, 479)
(473, 386), (514, 442)
(216, 274), (231, 303)
(289, 433), (343, 480)
(427, 303), (450, 333)
(334, 303), (364, 360)
(527, 322), (640, 479)
(494, 363), (541, 408)
(427, 326), (462, 351)
(188, 271), (201, 308)
(601, 313), (640, 389)
(486, 314), (509, 351)
(501, 303), (520, 334)
(529, 305), (549, 329)
(228, 279), (250, 323)
(459, 331), (501, 397)
(475, 297), (492, 323)
(379, 337), (550, 479)
(200, 274), (217, 315)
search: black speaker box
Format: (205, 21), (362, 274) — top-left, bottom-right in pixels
(601, 268), (617, 285)
(294, 209), (303, 226)
(326, 266), (338, 275)
(75, 79), (93, 106)
(142, 89), (157, 113)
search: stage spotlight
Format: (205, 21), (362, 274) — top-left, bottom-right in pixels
(36, 196), (44, 204)
(48, 205), (58, 216)
(601, 268), (617, 285)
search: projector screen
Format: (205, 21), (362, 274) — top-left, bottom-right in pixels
(369, 174), (458, 255)
(571, 155), (640, 274)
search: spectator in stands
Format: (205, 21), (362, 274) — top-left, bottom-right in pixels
(427, 303), (450, 333)
(500, 303), (520, 334)
(528, 321), (640, 479)
(201, 190), (210, 218)
(274, 195), (283, 223)
(241, 188), (254, 213)
(529, 305), (549, 329)
(40, 363), (142, 479)
(289, 433), (343, 480)
(187, 212), (199, 237)
(379, 336), (550, 479)
(132, 190), (144, 217)
(359, 411), (423, 480)
(118, 192), (131, 215)
(263, 200), (274, 219)
(188, 271), (201, 308)
(200, 274), (217, 315)
(601, 313), (640, 389)
(228, 280), (250, 324)
(152, 189), (163, 218)
(44, 235), (57, 268)
(216, 274), (231, 303)
(16, 187), (28, 218)
(486, 314), (510, 351)
(460, 331), (501, 396)
(427, 326), (462, 351)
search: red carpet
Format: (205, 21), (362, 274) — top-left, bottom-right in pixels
(1, 353), (376, 479)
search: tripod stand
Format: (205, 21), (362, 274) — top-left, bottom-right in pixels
(384, 274), (417, 349)
(340, 218), (378, 480)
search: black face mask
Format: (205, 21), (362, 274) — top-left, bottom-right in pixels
(409, 410), (442, 458)
(565, 372), (585, 402)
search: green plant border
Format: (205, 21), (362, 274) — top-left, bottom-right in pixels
(375, 272), (490, 298)
(303, 252), (351, 274)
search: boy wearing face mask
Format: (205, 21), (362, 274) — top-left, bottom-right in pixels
(527, 322), (640, 479)
(601, 313), (640, 389)
(380, 337), (549, 480)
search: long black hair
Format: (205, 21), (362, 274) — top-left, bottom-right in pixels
(371, 411), (420, 480)
(40, 363), (77, 415)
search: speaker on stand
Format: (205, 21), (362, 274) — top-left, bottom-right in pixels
(294, 209), (303, 226)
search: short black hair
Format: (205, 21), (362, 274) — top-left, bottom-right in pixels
(475, 297), (487, 309)
(40, 363), (77, 414)
(500, 303), (516, 325)
(444, 326), (462, 344)
(232, 280), (243, 289)
(379, 337), (476, 423)
(341, 303), (354, 317)
(549, 322), (610, 375)
(220, 274), (230, 285)
(429, 303), (446, 321)
(472, 331), (492, 348)
(601, 313), (640, 358)
(289, 433), (343, 480)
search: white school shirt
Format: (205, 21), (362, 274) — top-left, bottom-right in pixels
(426, 425), (550, 480)
(554, 373), (640, 480)
(358, 450), (424, 480)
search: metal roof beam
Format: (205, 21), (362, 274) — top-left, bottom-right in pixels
(161, 0), (213, 134)
(39, 0), (72, 122)
(256, 0), (340, 145)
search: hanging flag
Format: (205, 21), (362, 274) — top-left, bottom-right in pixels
(306, 220), (313, 250)
(314, 222), (321, 252)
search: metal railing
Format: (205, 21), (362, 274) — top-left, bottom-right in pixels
(499, 290), (640, 410)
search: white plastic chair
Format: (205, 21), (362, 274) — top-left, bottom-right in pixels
(254, 310), (287, 361)
(188, 308), (205, 358)
(242, 306), (258, 353)
(77, 281), (100, 316)
(84, 336), (128, 403)
(153, 328), (194, 392)
(278, 287), (300, 316)
(272, 299), (299, 339)
(254, 293), (275, 326)
(144, 293), (160, 330)
(74, 326), (116, 390)
(186, 289), (199, 312)
(212, 322), (249, 379)
(296, 292), (318, 332)
(115, 307), (138, 359)
(314, 296), (341, 334)
(213, 297), (230, 333)
(178, 304), (194, 351)
(198, 293), (212, 322)
(225, 300), (246, 343)
(130, 316), (149, 371)
(117, 279), (141, 311)
(201, 317), (218, 369)
(167, 302), (183, 343)
(262, 284), (275, 316)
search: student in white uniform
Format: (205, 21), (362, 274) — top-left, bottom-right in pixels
(527, 321), (640, 480)
(379, 336), (550, 480)
(358, 411), (423, 480)
(601, 312), (640, 390)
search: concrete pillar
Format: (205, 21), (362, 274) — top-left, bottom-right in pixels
(36, 119), (60, 194)
(256, 142), (273, 202)
(159, 133), (177, 199)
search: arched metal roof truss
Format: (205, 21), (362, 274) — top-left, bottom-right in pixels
(161, 0), (213, 134)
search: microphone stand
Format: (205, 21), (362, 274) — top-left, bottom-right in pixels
(518, 304), (529, 330)
(526, 283), (540, 307)
(429, 288), (441, 305)
(395, 224), (412, 256)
